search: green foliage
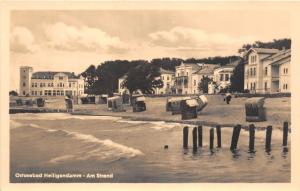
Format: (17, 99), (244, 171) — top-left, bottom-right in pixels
(150, 58), (183, 71)
(185, 56), (239, 66)
(238, 38), (291, 53)
(9, 90), (18, 96)
(122, 64), (161, 94)
(198, 76), (213, 94)
(230, 60), (244, 92)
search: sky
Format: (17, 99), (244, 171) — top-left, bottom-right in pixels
(10, 10), (291, 91)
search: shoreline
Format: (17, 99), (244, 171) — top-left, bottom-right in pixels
(71, 111), (290, 132)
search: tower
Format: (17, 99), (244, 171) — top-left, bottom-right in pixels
(19, 66), (33, 96)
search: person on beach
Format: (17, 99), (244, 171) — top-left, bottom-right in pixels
(65, 95), (74, 113)
(224, 92), (232, 104)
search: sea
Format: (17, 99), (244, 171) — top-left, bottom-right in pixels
(10, 113), (291, 183)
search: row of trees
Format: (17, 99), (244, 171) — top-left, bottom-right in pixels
(80, 38), (291, 95)
(81, 56), (242, 95)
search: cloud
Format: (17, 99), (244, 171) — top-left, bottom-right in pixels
(149, 26), (255, 51)
(10, 27), (39, 53)
(44, 22), (128, 53)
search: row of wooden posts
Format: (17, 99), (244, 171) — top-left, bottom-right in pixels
(183, 122), (289, 152)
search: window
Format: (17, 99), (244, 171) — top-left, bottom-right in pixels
(57, 90), (60, 96)
(167, 76), (169, 80)
(23, 91), (25, 95)
(162, 76), (164, 80)
(253, 68), (256, 76)
(264, 67), (268, 75)
(264, 82), (268, 90)
(253, 82), (256, 90)
(194, 80), (196, 86)
(61, 90), (64, 96)
(23, 82), (26, 87)
(220, 74), (224, 81)
(250, 68), (253, 76)
(186, 72), (188, 76)
(59, 76), (63, 80)
(225, 74), (229, 81)
(53, 91), (56, 96)
(32, 83), (34, 87)
(40, 91), (43, 96)
(23, 76), (26, 79)
(69, 83), (72, 88)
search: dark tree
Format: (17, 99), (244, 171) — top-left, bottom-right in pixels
(81, 65), (97, 94)
(198, 76), (213, 94)
(230, 60), (245, 92)
(9, 90), (18, 96)
(238, 38), (291, 53)
(150, 57), (183, 71)
(122, 64), (161, 94)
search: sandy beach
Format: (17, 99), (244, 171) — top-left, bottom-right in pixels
(70, 95), (291, 129)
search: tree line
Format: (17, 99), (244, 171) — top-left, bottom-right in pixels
(78, 38), (292, 95)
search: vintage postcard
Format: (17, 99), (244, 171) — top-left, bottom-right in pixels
(1, 1), (300, 191)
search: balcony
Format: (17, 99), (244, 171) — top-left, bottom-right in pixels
(175, 76), (188, 88)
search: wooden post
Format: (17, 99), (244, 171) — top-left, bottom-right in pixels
(283, 122), (289, 147)
(265, 125), (272, 152)
(183, 126), (189, 149)
(193, 127), (198, 151)
(249, 124), (255, 152)
(216, 125), (222, 148)
(198, 125), (202, 147)
(210, 128), (214, 150)
(230, 125), (241, 151)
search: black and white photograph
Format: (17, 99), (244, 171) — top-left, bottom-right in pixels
(1, 1), (299, 189)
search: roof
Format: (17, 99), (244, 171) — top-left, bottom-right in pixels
(31, 71), (79, 79)
(193, 65), (218, 75)
(179, 63), (202, 71)
(160, 68), (175, 75)
(270, 56), (291, 66)
(264, 49), (291, 64)
(252, 48), (280, 54)
(244, 48), (280, 59)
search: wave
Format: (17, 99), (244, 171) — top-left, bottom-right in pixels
(16, 122), (144, 164)
(11, 113), (122, 121)
(10, 120), (23, 129)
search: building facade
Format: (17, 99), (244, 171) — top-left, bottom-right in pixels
(154, 68), (175, 94)
(244, 48), (290, 93)
(19, 66), (85, 97)
(175, 63), (217, 94)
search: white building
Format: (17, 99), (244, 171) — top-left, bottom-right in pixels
(212, 58), (241, 92)
(19, 66), (85, 97)
(154, 68), (175, 94)
(244, 48), (290, 93)
(175, 63), (218, 94)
